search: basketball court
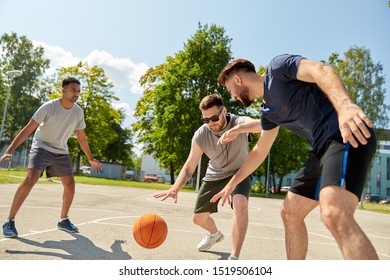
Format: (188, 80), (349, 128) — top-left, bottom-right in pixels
(0, 183), (389, 260)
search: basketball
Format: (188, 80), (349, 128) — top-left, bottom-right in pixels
(133, 213), (168, 249)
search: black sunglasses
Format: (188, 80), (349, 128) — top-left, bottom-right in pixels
(201, 107), (224, 124)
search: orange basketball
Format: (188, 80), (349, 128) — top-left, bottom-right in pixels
(133, 213), (168, 249)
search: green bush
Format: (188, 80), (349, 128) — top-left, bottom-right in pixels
(252, 180), (265, 194)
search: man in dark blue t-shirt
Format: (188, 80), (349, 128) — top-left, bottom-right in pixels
(211, 54), (378, 260)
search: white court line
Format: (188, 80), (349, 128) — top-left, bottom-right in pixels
(0, 228), (58, 241)
(0, 216), (135, 242)
(365, 234), (390, 240)
(0, 205), (129, 213)
(94, 218), (338, 247)
(145, 196), (263, 212)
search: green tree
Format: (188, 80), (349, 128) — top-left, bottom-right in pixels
(52, 62), (133, 171)
(0, 32), (50, 149)
(269, 128), (308, 192)
(134, 23), (234, 183)
(327, 46), (389, 131)
(133, 155), (142, 171)
(102, 109), (135, 169)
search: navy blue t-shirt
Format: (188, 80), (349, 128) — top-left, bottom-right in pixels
(260, 54), (339, 152)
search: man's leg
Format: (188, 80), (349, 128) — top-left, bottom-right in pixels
(59, 175), (76, 219)
(193, 212), (218, 234)
(281, 191), (318, 259)
(193, 179), (227, 251)
(193, 212), (223, 251)
(319, 186), (378, 259)
(231, 194), (248, 258)
(7, 168), (42, 220)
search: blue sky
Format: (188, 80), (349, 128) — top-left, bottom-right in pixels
(1, 0), (389, 133)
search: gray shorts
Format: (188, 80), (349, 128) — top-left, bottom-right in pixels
(194, 175), (252, 214)
(28, 147), (73, 178)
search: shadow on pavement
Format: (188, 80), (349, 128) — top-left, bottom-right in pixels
(202, 250), (230, 260)
(5, 234), (132, 260)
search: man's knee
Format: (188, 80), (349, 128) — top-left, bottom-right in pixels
(319, 187), (357, 232)
(23, 171), (41, 188)
(61, 176), (75, 189)
(282, 192), (319, 219)
(280, 203), (292, 223)
(232, 194), (248, 212)
(193, 213), (208, 226)
(280, 196), (298, 220)
(320, 206), (351, 233)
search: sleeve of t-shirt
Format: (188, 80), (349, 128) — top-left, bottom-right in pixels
(193, 126), (203, 148)
(260, 54), (304, 131)
(269, 54), (304, 81)
(75, 109), (86, 130)
(261, 115), (277, 131)
(31, 102), (52, 124)
(234, 115), (247, 125)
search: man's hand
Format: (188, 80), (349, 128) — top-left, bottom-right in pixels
(154, 188), (179, 203)
(338, 103), (373, 148)
(0, 153), (12, 164)
(89, 159), (103, 173)
(210, 183), (236, 206)
(217, 127), (239, 145)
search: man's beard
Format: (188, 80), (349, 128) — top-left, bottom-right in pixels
(210, 117), (226, 133)
(239, 86), (252, 107)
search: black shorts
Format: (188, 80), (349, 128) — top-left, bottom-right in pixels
(194, 175), (252, 214)
(28, 147), (73, 178)
(289, 127), (376, 201)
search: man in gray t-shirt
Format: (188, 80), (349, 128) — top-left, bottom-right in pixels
(155, 94), (261, 260)
(1, 77), (102, 238)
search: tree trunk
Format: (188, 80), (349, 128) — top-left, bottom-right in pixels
(170, 160), (175, 184)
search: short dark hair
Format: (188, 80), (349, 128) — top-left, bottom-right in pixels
(218, 58), (256, 85)
(199, 94), (224, 110)
(62, 77), (81, 87)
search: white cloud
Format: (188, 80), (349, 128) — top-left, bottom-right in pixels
(112, 102), (133, 118)
(33, 41), (149, 95)
(85, 50), (149, 94)
(34, 41), (81, 75)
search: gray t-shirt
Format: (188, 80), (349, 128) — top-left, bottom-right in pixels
(194, 114), (251, 181)
(31, 98), (86, 154)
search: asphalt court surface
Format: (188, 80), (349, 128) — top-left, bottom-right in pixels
(0, 183), (389, 260)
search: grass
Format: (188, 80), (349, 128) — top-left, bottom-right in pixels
(1, 169), (388, 214)
(359, 202), (390, 215)
(0, 169), (192, 192)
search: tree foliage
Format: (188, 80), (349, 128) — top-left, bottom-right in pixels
(269, 128), (308, 191)
(327, 46), (389, 130)
(134, 23), (235, 183)
(0, 32), (50, 148)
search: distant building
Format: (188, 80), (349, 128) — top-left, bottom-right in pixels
(141, 154), (172, 182)
(90, 161), (126, 180)
(368, 140), (390, 198)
